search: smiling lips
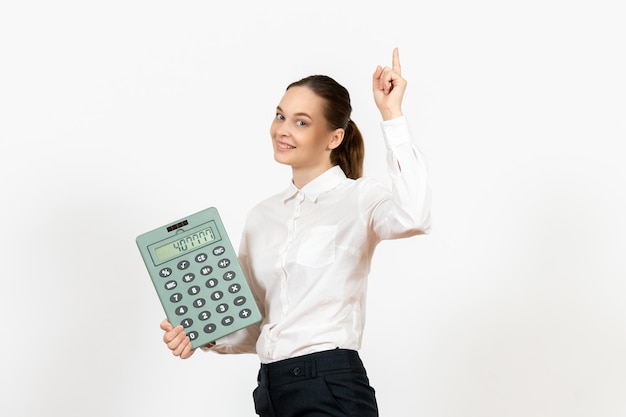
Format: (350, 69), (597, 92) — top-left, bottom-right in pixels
(277, 141), (296, 150)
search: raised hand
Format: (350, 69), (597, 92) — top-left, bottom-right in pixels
(372, 47), (407, 121)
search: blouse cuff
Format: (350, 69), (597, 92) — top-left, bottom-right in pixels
(381, 116), (411, 148)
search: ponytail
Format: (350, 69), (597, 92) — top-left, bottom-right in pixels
(331, 120), (364, 180)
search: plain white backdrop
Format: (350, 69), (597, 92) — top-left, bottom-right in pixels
(1, 1), (625, 416)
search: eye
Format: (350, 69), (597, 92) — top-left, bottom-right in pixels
(296, 120), (307, 127)
(275, 113), (285, 121)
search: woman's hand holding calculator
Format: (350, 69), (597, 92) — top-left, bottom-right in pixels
(160, 319), (196, 359)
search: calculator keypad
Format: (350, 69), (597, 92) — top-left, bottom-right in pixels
(158, 247), (258, 346)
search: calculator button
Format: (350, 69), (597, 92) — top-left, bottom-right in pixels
(221, 316), (234, 326)
(182, 273), (195, 283)
(233, 296), (246, 306)
(188, 286), (201, 295)
(193, 298), (206, 308)
(177, 260), (190, 270)
(204, 323), (216, 333)
(181, 318), (193, 328)
(239, 309), (252, 319)
(170, 293), (183, 303)
(205, 278), (219, 288)
(175, 305), (188, 315)
(198, 311), (211, 320)
(217, 258), (231, 268)
(159, 268), (173, 277)
(228, 284), (241, 293)
(213, 246), (226, 256)
(188, 331), (199, 340)
(216, 303), (229, 313)
(200, 265), (213, 275)
(211, 291), (224, 301)
(165, 280), (178, 290)
(223, 271), (236, 281)
(195, 253), (208, 263)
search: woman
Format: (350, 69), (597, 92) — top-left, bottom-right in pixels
(160, 48), (431, 417)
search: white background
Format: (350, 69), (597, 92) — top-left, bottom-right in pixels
(1, 1), (625, 416)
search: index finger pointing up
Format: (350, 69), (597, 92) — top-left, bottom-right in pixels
(392, 47), (401, 75)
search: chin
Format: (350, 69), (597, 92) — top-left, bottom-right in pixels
(273, 153), (292, 166)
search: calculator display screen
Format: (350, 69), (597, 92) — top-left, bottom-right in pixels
(154, 227), (217, 262)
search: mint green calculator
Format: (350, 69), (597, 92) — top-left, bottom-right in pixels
(136, 207), (261, 349)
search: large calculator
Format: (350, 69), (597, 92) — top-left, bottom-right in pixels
(136, 207), (261, 349)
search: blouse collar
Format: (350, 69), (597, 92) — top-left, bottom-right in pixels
(281, 165), (347, 203)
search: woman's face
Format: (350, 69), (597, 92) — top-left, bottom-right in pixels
(270, 86), (343, 173)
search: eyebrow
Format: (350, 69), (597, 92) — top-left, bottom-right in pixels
(276, 106), (313, 120)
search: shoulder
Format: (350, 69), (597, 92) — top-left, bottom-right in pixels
(355, 175), (389, 190)
(353, 176), (392, 205)
(243, 189), (286, 224)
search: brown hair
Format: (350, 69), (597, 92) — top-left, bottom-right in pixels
(286, 75), (364, 179)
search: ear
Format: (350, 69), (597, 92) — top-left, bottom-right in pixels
(327, 128), (345, 150)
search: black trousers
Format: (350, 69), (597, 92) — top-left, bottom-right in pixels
(253, 349), (379, 417)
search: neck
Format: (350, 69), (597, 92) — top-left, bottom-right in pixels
(291, 164), (333, 189)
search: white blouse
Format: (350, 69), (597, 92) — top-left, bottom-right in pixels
(210, 116), (432, 363)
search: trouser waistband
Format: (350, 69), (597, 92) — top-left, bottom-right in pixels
(257, 349), (365, 388)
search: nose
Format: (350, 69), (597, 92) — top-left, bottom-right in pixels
(273, 120), (290, 137)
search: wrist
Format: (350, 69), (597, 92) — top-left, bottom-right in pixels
(200, 341), (216, 351)
(380, 109), (403, 121)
